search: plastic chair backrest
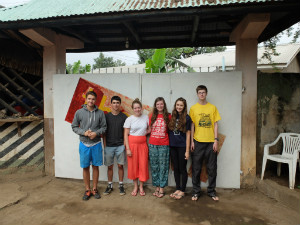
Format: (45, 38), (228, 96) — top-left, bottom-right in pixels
(281, 133), (300, 157)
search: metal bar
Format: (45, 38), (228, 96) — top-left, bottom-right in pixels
(0, 70), (43, 109)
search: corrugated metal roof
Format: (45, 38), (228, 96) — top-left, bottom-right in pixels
(0, 0), (275, 22)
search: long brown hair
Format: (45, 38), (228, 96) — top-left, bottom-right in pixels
(150, 97), (169, 126)
(168, 97), (187, 133)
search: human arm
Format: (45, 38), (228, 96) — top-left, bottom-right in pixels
(185, 130), (191, 160)
(71, 111), (88, 136)
(213, 122), (218, 152)
(190, 123), (195, 152)
(124, 128), (132, 156)
(94, 111), (107, 136)
(103, 133), (106, 147)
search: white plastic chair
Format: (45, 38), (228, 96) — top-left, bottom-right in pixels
(261, 133), (300, 189)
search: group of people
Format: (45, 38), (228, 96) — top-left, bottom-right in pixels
(71, 85), (221, 202)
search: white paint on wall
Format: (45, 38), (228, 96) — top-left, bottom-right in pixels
(53, 72), (242, 188)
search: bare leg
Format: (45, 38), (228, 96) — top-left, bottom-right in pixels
(118, 164), (124, 182)
(139, 181), (145, 194)
(83, 167), (90, 190)
(92, 165), (99, 190)
(107, 165), (113, 182)
(131, 179), (138, 196)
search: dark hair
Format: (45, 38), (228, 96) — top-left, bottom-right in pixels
(150, 97), (169, 126)
(196, 85), (208, 94)
(86, 91), (97, 98)
(168, 97), (187, 133)
(111, 96), (121, 103)
(131, 98), (142, 108)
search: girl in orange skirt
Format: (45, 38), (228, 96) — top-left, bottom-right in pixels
(124, 98), (149, 196)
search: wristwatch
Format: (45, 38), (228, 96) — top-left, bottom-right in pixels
(214, 138), (219, 141)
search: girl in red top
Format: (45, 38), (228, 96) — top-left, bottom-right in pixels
(149, 97), (171, 198)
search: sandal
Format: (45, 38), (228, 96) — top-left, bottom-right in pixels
(174, 192), (185, 200)
(208, 193), (219, 201)
(157, 191), (165, 198)
(131, 190), (138, 196)
(170, 190), (180, 198)
(152, 189), (159, 197)
(191, 193), (199, 201)
(139, 190), (146, 196)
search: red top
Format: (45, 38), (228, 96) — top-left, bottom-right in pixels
(149, 113), (171, 145)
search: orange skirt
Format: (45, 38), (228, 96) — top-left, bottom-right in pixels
(127, 135), (149, 182)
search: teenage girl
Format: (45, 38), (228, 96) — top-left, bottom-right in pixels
(168, 97), (191, 200)
(124, 98), (149, 196)
(148, 97), (171, 198)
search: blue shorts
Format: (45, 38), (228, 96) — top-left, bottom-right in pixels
(104, 145), (125, 166)
(79, 142), (103, 168)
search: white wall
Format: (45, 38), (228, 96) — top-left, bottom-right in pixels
(53, 72), (242, 188)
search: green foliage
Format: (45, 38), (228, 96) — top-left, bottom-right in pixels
(66, 60), (91, 74)
(137, 46), (226, 64)
(145, 48), (195, 73)
(93, 53), (126, 69)
(145, 49), (166, 73)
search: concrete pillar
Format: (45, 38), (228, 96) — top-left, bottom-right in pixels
(236, 39), (258, 186)
(19, 28), (83, 175)
(230, 14), (270, 187)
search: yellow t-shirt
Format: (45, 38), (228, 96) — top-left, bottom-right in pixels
(189, 102), (221, 142)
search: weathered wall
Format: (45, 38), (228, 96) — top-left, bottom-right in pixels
(257, 72), (300, 174)
(53, 72), (242, 188)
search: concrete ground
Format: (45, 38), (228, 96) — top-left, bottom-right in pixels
(0, 169), (299, 225)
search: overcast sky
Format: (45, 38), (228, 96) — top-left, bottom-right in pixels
(0, 0), (296, 67)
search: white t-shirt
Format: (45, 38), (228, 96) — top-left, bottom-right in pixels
(123, 114), (149, 136)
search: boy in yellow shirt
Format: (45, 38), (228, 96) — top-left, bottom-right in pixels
(189, 85), (221, 201)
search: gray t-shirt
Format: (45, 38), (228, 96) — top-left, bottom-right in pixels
(105, 112), (127, 147)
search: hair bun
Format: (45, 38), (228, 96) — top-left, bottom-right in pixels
(134, 98), (140, 101)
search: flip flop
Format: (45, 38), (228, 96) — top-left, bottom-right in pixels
(208, 193), (219, 202)
(139, 190), (146, 196)
(174, 192), (185, 200)
(170, 191), (180, 198)
(131, 190), (138, 196)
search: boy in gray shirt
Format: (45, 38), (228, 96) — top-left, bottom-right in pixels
(72, 91), (106, 200)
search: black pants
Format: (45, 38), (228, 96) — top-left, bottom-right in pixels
(191, 141), (217, 195)
(170, 146), (188, 192)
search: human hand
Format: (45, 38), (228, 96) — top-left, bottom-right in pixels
(191, 141), (195, 152)
(88, 132), (97, 140)
(126, 149), (132, 157)
(213, 141), (218, 152)
(84, 130), (91, 136)
(185, 152), (189, 160)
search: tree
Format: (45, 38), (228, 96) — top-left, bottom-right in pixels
(93, 52), (126, 69)
(262, 22), (299, 63)
(145, 48), (195, 73)
(66, 60), (91, 74)
(137, 46), (226, 64)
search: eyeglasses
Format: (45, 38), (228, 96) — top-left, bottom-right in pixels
(198, 92), (206, 95)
